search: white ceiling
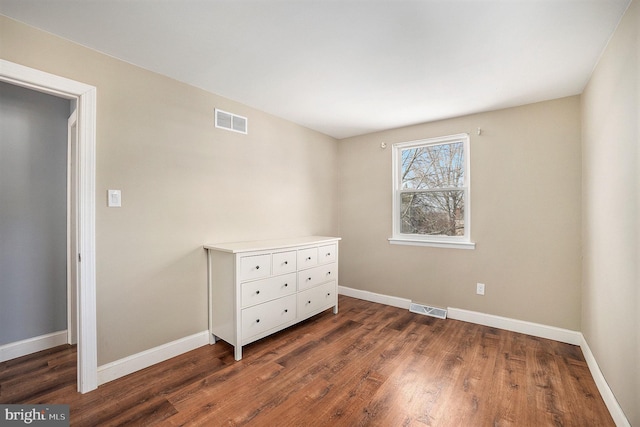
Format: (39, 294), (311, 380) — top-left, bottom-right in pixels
(0, 0), (631, 139)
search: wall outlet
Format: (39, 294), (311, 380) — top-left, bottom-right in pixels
(476, 283), (485, 295)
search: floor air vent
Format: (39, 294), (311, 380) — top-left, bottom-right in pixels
(215, 108), (248, 134)
(409, 303), (447, 319)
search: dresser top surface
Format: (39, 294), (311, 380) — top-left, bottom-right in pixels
(204, 236), (341, 254)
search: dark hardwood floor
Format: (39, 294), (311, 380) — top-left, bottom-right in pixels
(0, 296), (614, 426)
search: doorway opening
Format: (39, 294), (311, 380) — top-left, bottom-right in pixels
(0, 59), (98, 393)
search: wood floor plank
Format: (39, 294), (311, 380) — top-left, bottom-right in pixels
(484, 332), (530, 426)
(0, 296), (615, 426)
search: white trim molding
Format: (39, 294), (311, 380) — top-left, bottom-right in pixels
(446, 307), (582, 345)
(97, 331), (209, 386)
(388, 237), (476, 250)
(338, 286), (411, 309)
(0, 59), (98, 393)
(0, 331), (68, 363)
(579, 335), (631, 427)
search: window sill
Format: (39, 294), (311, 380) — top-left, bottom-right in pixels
(388, 237), (476, 250)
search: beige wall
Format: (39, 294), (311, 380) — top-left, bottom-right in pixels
(581, 0), (639, 424)
(0, 16), (339, 365)
(339, 96), (582, 330)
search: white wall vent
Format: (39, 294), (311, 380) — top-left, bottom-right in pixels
(409, 303), (447, 319)
(215, 108), (248, 134)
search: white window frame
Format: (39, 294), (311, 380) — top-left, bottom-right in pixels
(389, 133), (475, 250)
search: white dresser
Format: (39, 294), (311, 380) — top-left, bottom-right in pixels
(205, 236), (340, 360)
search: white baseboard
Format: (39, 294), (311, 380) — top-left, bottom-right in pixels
(446, 307), (582, 345)
(97, 331), (209, 386)
(338, 286), (411, 309)
(579, 335), (631, 427)
(0, 330), (68, 363)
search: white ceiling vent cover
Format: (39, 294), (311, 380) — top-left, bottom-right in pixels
(215, 108), (248, 134)
(409, 303), (447, 319)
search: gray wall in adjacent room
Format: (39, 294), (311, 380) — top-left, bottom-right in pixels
(0, 81), (70, 345)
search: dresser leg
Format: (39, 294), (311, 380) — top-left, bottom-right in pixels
(333, 304), (338, 314)
(234, 346), (242, 361)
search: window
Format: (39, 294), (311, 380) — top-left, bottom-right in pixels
(389, 133), (474, 249)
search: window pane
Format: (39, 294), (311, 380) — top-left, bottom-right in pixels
(401, 142), (464, 190)
(401, 191), (465, 236)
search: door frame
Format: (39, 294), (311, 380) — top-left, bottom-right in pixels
(0, 59), (98, 393)
(67, 109), (79, 346)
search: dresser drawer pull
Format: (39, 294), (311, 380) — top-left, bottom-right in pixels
(326, 253), (331, 256)
(284, 261), (288, 265)
(256, 290), (260, 294)
(327, 293), (331, 296)
(256, 319), (260, 323)
(306, 257), (312, 261)
(307, 277), (312, 281)
(307, 300), (311, 304)
(255, 265), (260, 270)
(284, 283), (288, 287)
(327, 271), (331, 275)
(284, 309), (288, 313)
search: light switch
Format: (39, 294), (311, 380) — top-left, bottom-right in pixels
(108, 189), (121, 207)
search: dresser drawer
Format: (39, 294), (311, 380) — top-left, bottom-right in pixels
(239, 254), (271, 281)
(318, 244), (337, 264)
(298, 281), (336, 317)
(272, 250), (297, 275)
(298, 262), (336, 291)
(297, 247), (318, 269)
(241, 294), (296, 341)
(241, 273), (296, 308)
